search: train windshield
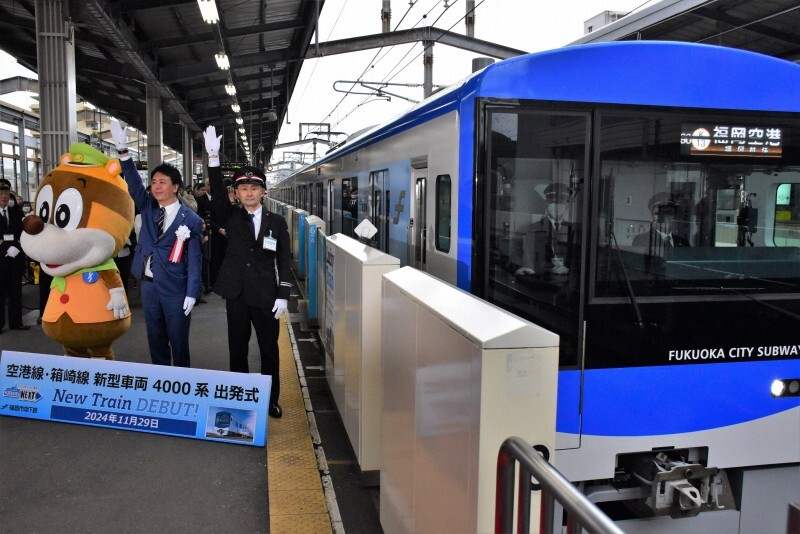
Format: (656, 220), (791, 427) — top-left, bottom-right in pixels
(482, 104), (800, 368)
(594, 110), (800, 299)
(215, 412), (231, 427)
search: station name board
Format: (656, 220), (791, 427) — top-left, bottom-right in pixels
(680, 124), (782, 158)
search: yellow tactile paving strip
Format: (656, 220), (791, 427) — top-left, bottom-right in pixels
(268, 315), (334, 534)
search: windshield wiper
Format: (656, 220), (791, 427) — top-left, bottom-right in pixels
(609, 229), (645, 329)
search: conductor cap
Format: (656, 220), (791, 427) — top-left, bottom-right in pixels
(233, 166), (266, 188)
(543, 183), (570, 203)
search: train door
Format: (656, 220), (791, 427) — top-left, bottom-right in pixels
(369, 170), (388, 251)
(327, 179), (336, 233)
(412, 175), (427, 270)
(315, 183), (323, 218)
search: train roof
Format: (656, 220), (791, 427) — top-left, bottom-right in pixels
(282, 41), (800, 180)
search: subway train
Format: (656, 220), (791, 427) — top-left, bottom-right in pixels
(213, 411), (252, 439)
(272, 41), (800, 529)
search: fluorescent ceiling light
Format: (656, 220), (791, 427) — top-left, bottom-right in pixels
(225, 84), (236, 96)
(236, 117), (243, 125)
(239, 127), (245, 133)
(197, 0), (219, 24)
(215, 53), (229, 70)
(231, 104), (240, 113)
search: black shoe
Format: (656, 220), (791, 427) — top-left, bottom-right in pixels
(36, 317), (42, 325)
(268, 403), (282, 419)
(10, 325), (30, 331)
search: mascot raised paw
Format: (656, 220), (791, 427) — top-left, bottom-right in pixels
(21, 143), (135, 359)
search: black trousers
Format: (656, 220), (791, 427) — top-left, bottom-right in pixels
(0, 255), (24, 328)
(226, 294), (280, 404)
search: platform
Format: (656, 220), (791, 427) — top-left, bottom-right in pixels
(0, 276), (381, 533)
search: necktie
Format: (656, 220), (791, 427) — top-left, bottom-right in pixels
(249, 213), (257, 237)
(156, 207), (166, 237)
(1, 208), (7, 227)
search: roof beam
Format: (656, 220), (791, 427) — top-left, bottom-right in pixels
(692, 5), (800, 47)
(144, 17), (305, 51)
(305, 26), (527, 60)
(82, 0), (199, 132)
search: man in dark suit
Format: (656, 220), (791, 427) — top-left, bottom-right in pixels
(632, 194), (691, 251)
(204, 125), (291, 418)
(111, 120), (204, 367)
(516, 183), (575, 276)
(0, 178), (29, 332)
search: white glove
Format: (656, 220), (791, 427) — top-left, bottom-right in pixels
(5, 245), (20, 258)
(109, 119), (128, 150)
(514, 266), (534, 276)
(204, 125), (222, 167)
(271, 298), (288, 319)
(183, 296), (196, 316)
(106, 287), (129, 319)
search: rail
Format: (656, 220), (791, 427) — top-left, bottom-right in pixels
(496, 436), (624, 534)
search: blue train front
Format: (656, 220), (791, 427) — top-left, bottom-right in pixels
(273, 41), (800, 528)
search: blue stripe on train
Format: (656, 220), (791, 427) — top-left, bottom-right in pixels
(557, 359), (800, 436)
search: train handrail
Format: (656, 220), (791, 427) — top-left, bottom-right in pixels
(496, 436), (624, 534)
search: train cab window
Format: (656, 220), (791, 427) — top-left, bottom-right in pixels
(594, 111), (800, 300)
(484, 110), (588, 367)
(435, 174), (451, 252)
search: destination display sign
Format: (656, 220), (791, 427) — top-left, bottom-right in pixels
(680, 124), (782, 158)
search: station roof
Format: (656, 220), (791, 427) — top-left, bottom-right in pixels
(0, 0), (322, 163)
(0, 0), (798, 165)
(572, 0), (800, 64)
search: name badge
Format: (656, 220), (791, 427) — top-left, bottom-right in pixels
(263, 231), (277, 251)
(3, 234), (13, 242)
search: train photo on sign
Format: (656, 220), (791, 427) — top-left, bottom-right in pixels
(271, 41), (800, 530)
(209, 410), (254, 441)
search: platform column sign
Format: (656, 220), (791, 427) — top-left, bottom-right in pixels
(0, 351), (272, 447)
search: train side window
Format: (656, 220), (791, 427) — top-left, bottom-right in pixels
(435, 174), (451, 252)
(342, 177), (359, 238)
(774, 183), (800, 246)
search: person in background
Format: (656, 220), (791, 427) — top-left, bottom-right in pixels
(204, 125), (291, 418)
(111, 119), (204, 367)
(0, 178), (29, 332)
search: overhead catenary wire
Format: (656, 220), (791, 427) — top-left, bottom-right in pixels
(330, 0), (485, 131)
(315, 0), (427, 127)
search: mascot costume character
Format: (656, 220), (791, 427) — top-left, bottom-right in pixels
(21, 143), (135, 359)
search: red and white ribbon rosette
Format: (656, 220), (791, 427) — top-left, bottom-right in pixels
(169, 225), (191, 263)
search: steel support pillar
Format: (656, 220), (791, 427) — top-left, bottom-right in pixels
(423, 40), (433, 99)
(382, 0), (391, 33)
(17, 120), (29, 199)
(182, 124), (193, 186)
(35, 0), (77, 175)
(146, 83), (163, 177)
(466, 0), (475, 38)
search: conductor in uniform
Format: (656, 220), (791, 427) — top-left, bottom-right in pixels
(0, 178), (28, 332)
(204, 125), (290, 418)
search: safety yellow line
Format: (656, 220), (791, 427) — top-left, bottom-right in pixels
(268, 315), (333, 533)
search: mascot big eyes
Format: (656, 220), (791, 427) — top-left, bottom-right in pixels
(21, 143), (135, 359)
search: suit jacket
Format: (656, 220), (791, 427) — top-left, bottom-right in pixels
(208, 166), (291, 306)
(632, 227), (690, 251)
(121, 158), (203, 299)
(0, 203), (23, 258)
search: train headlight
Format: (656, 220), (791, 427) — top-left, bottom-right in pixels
(771, 378), (800, 397)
